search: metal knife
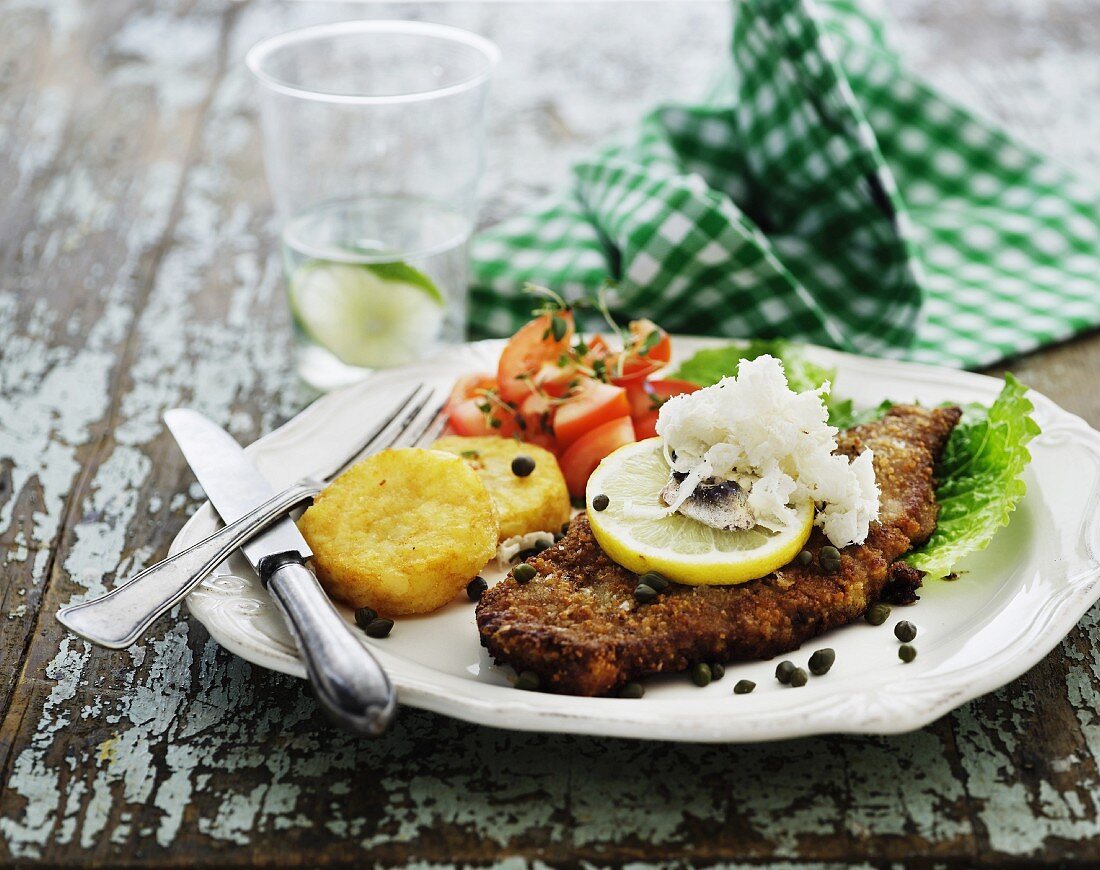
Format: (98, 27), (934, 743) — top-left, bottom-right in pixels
(56, 479), (322, 649)
(162, 409), (396, 735)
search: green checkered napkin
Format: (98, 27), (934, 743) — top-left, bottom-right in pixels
(469, 0), (1100, 368)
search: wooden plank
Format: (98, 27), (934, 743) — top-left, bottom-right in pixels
(0, 0), (228, 754)
(0, 0), (236, 861)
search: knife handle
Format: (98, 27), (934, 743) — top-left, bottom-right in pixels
(262, 557), (397, 735)
(56, 480), (324, 649)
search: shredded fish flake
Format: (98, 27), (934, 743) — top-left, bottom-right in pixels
(655, 355), (879, 546)
(495, 531), (555, 570)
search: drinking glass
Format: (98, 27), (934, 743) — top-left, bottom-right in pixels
(247, 21), (499, 390)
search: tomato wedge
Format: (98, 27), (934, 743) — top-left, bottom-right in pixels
(559, 416), (636, 497)
(629, 378), (701, 439)
(632, 413), (659, 441)
(530, 333), (612, 398)
(625, 382), (653, 419)
(447, 374), (493, 405)
(649, 378), (701, 396)
(611, 320), (671, 385)
(447, 312), (675, 468)
(519, 391), (555, 441)
(497, 311), (574, 403)
(584, 335), (610, 357)
(445, 374), (519, 437)
(532, 361), (576, 398)
(553, 381), (631, 449)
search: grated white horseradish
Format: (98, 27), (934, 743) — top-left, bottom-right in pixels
(655, 355), (879, 547)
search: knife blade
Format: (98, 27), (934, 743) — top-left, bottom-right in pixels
(163, 409), (314, 573)
(164, 409), (396, 735)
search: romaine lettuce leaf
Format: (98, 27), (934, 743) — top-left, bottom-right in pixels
(671, 340), (828, 391)
(670, 340), (876, 427)
(827, 399), (894, 430)
(904, 374), (1039, 578)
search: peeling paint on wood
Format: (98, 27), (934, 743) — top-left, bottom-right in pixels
(2, 0), (1100, 865)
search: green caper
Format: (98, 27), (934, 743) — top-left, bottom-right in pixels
(894, 620), (917, 643)
(515, 670), (541, 690)
(691, 663), (713, 687)
(789, 667), (809, 687)
(591, 493), (610, 511)
(511, 455), (536, 477)
(513, 563), (537, 584)
(633, 583), (658, 603)
(819, 545), (842, 573)
(561, 522), (571, 536)
(808, 648), (835, 676)
(466, 576), (487, 602)
(354, 606), (378, 629)
(733, 679), (756, 695)
(710, 662), (725, 681)
(865, 603), (891, 626)
(794, 549), (813, 567)
(776, 660), (796, 684)
(365, 618), (394, 638)
(533, 538), (551, 554)
(640, 571), (669, 592)
(899, 644), (917, 663)
(619, 682), (645, 699)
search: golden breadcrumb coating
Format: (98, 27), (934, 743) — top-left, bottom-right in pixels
(476, 405), (961, 695)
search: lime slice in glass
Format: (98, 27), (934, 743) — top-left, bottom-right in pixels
(289, 260), (445, 368)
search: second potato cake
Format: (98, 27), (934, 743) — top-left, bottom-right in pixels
(298, 448), (499, 616)
(432, 436), (571, 540)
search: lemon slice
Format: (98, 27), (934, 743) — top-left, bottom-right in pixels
(289, 260), (444, 368)
(586, 438), (814, 585)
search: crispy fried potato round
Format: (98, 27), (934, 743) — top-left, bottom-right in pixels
(298, 448), (499, 616)
(432, 436), (571, 540)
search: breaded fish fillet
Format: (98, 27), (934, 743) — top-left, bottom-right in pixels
(476, 405), (962, 696)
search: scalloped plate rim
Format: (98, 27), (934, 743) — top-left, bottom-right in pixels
(175, 337), (1100, 742)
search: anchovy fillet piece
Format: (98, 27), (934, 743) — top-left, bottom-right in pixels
(659, 472), (755, 531)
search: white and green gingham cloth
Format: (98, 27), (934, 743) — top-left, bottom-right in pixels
(468, 0), (1100, 368)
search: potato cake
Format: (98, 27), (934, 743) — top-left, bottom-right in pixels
(432, 436), (570, 540)
(300, 448), (499, 616)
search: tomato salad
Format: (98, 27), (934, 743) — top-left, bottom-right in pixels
(445, 303), (699, 497)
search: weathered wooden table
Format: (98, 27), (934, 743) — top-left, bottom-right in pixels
(4, 0), (1100, 865)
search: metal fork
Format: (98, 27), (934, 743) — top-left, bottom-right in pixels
(57, 383), (448, 649)
(310, 382), (449, 482)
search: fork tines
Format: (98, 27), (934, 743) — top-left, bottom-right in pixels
(317, 383), (448, 482)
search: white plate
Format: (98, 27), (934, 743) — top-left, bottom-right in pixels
(176, 338), (1100, 742)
